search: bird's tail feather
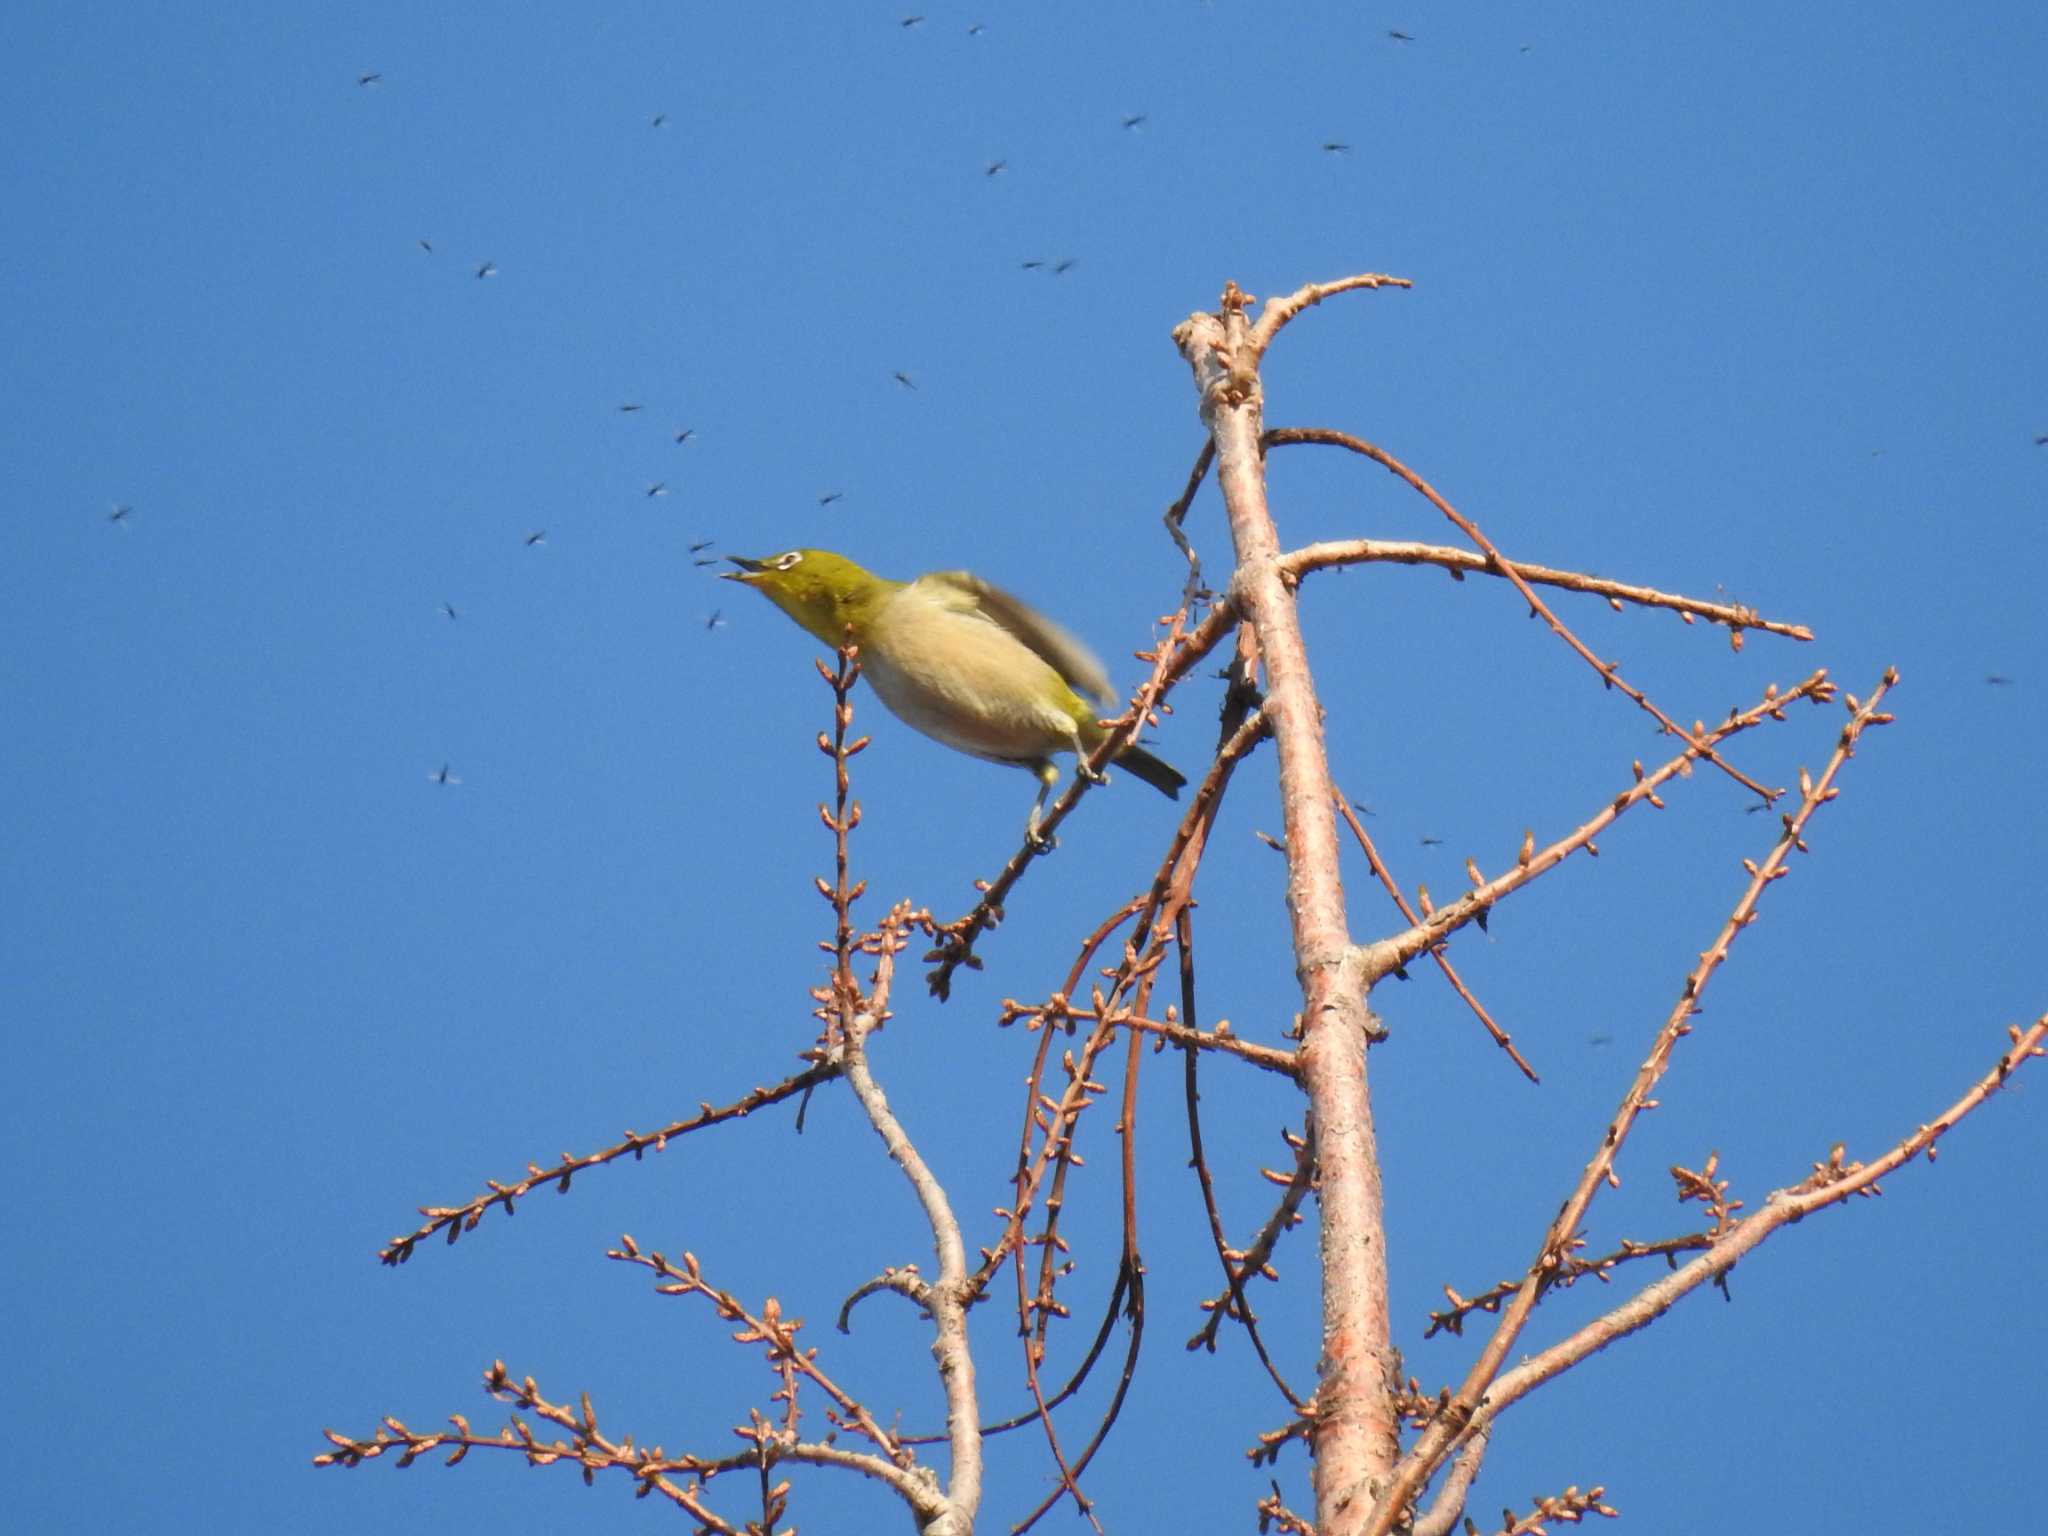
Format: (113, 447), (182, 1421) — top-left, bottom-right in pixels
(1115, 743), (1186, 800)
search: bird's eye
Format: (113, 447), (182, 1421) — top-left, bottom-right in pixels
(775, 551), (804, 570)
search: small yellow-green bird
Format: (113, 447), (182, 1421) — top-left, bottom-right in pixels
(723, 549), (1185, 838)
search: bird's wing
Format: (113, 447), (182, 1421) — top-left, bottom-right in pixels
(922, 571), (1117, 708)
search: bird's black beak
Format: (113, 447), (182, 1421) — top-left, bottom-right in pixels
(721, 555), (767, 581)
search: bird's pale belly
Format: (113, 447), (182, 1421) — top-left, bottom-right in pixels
(861, 638), (1081, 767)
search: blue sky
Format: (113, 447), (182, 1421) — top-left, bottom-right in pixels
(4, 4), (2045, 1533)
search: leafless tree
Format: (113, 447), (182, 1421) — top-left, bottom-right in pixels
(319, 276), (2045, 1535)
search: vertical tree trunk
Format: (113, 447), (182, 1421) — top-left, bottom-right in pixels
(1176, 294), (1400, 1533)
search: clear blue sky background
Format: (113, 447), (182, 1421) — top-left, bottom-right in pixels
(5, 4), (2044, 1532)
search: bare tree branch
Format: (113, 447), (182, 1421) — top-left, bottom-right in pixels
(1426, 1014), (2048, 1506)
(1367, 672), (1906, 1533)
(377, 1066), (836, 1266)
(1363, 669), (1838, 981)
(837, 904), (983, 1534)
(1250, 273), (1415, 358)
(1281, 535), (1812, 642)
(1334, 789), (1539, 1082)
(1262, 426), (1779, 800)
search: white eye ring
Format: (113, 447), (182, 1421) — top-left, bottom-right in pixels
(774, 551), (804, 570)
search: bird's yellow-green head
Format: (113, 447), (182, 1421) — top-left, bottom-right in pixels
(721, 549), (901, 646)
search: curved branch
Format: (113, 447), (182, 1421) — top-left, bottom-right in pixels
(1281, 534), (1812, 642)
(1250, 273), (1414, 358)
(1263, 426), (1782, 800)
(1013, 1262), (1147, 1536)
(836, 1266), (931, 1333)
(839, 909), (982, 1529)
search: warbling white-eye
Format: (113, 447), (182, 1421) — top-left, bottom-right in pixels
(723, 549), (1185, 839)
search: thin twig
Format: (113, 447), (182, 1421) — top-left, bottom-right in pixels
(378, 1066), (837, 1266)
(1177, 905), (1301, 1402)
(1263, 426), (1781, 801)
(1334, 789), (1538, 1082)
(1283, 537), (1811, 642)
(1186, 1120), (1317, 1406)
(1249, 273), (1415, 360)
(817, 645), (870, 1035)
(1362, 670), (1839, 980)
(1424, 1230), (1715, 1339)
(1003, 1001), (1297, 1075)
(1011, 1261), (1144, 1535)
(1164, 437), (1218, 604)
(612, 1238), (908, 1466)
